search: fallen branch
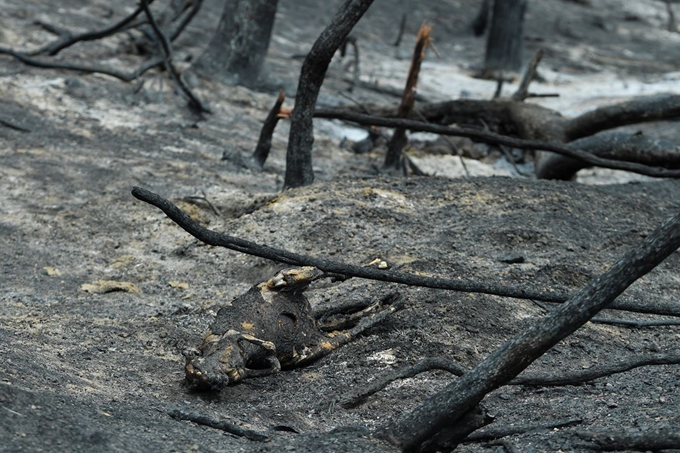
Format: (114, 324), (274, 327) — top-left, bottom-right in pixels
(169, 409), (268, 441)
(465, 418), (582, 442)
(536, 131), (680, 180)
(341, 352), (680, 408)
(576, 424), (680, 451)
(379, 208), (680, 451)
(131, 187), (680, 317)
(511, 352), (680, 386)
(312, 109), (680, 178)
(131, 186), (569, 302)
(0, 46), (163, 82)
(31, 0), (155, 56)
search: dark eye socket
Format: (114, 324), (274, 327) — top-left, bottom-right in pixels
(280, 312), (297, 323)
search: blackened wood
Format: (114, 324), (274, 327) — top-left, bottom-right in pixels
(284, 0), (374, 188)
(380, 209), (680, 451)
(536, 132), (680, 180)
(472, 0), (491, 36)
(191, 0), (278, 86)
(384, 25), (431, 171)
(131, 187), (680, 317)
(312, 109), (680, 178)
(576, 425), (680, 450)
(253, 90), (286, 168)
(511, 49), (543, 102)
(483, 0), (526, 76)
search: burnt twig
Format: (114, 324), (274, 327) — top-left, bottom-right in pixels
(169, 409), (268, 441)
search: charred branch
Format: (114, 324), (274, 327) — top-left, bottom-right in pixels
(379, 208), (680, 451)
(284, 0), (374, 188)
(563, 94), (680, 141)
(131, 187), (680, 317)
(576, 425), (680, 451)
(252, 90), (287, 168)
(312, 110), (680, 178)
(0, 46), (163, 82)
(535, 131), (680, 180)
(342, 352), (680, 409)
(140, 0), (209, 113)
(30, 0), (156, 56)
(384, 24), (431, 172)
(511, 48), (543, 102)
(169, 409), (269, 441)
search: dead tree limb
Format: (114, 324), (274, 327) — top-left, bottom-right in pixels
(378, 208), (680, 451)
(576, 424), (680, 451)
(140, 0), (209, 113)
(30, 0), (156, 56)
(511, 48), (543, 102)
(341, 357), (467, 408)
(384, 24), (431, 172)
(342, 352), (680, 408)
(312, 110), (680, 178)
(465, 418), (583, 443)
(0, 46), (163, 82)
(169, 409), (269, 441)
(536, 132), (680, 180)
(284, 0), (374, 188)
(131, 187), (680, 317)
(563, 94), (680, 141)
(253, 90), (287, 168)
(131, 186), (568, 302)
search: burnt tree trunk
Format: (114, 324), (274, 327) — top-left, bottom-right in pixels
(284, 0), (374, 189)
(482, 0), (527, 77)
(190, 0), (278, 87)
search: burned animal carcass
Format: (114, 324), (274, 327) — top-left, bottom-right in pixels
(184, 266), (401, 390)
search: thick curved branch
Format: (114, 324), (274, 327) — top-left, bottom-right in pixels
(284, 0), (374, 188)
(131, 187), (680, 317)
(313, 109), (680, 178)
(380, 208), (680, 451)
(536, 132), (680, 180)
(565, 94), (680, 141)
(576, 425), (680, 451)
(131, 187), (569, 302)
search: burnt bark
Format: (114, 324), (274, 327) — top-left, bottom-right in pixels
(284, 0), (374, 189)
(379, 209), (680, 451)
(252, 90), (286, 168)
(384, 25), (431, 173)
(190, 0), (278, 87)
(482, 0), (527, 77)
(536, 131), (680, 180)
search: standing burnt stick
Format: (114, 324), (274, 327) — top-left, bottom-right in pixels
(284, 0), (375, 189)
(252, 90), (287, 168)
(383, 24), (431, 173)
(511, 48), (544, 102)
